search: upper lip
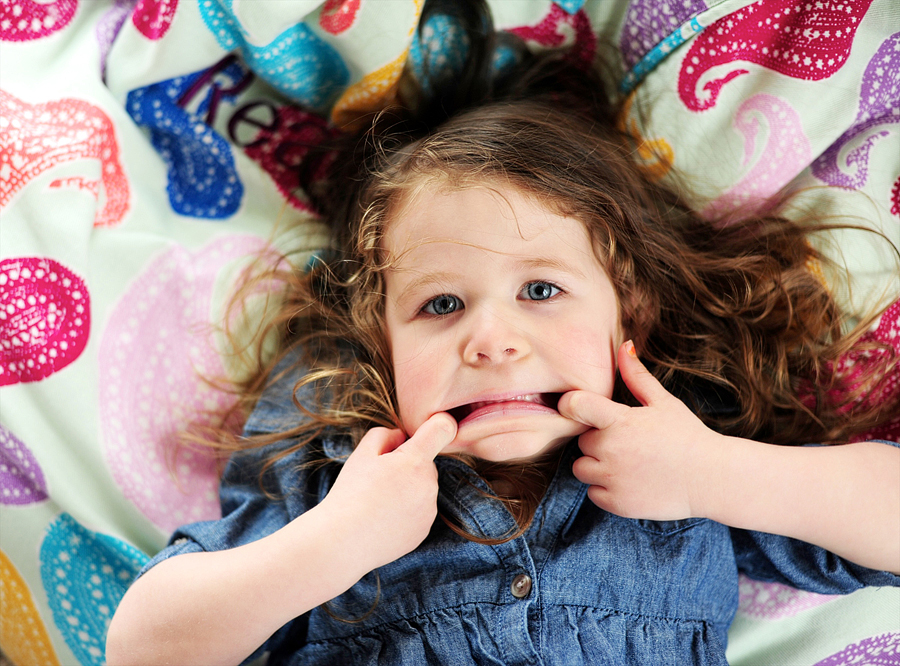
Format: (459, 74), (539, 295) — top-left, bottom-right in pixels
(446, 391), (563, 422)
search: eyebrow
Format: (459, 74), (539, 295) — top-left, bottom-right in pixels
(512, 256), (587, 278)
(393, 255), (587, 301)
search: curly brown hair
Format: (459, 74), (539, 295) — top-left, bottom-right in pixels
(199, 53), (899, 541)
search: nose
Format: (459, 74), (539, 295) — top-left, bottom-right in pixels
(461, 307), (531, 366)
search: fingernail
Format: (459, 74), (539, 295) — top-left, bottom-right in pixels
(625, 340), (637, 357)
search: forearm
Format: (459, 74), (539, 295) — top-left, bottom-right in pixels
(700, 437), (900, 574)
(106, 506), (366, 666)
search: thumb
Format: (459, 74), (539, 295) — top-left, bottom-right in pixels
(557, 389), (623, 430)
(398, 412), (457, 460)
(618, 340), (668, 406)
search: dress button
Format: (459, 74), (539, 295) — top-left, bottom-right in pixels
(510, 573), (532, 599)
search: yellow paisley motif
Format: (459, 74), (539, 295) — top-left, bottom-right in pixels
(806, 256), (829, 289)
(618, 93), (673, 182)
(331, 49), (410, 127)
(331, 0), (425, 129)
(0, 548), (60, 666)
(330, 0), (423, 128)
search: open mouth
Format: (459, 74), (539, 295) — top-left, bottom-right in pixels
(448, 393), (562, 424)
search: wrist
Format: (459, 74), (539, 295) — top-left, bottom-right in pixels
(279, 504), (373, 606)
(687, 429), (739, 521)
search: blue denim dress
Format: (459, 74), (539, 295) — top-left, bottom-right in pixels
(141, 356), (900, 665)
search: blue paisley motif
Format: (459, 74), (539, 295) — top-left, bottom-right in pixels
(197, 0), (349, 112)
(39, 513), (148, 666)
(126, 60), (247, 219)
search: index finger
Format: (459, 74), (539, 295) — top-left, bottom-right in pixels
(557, 390), (626, 430)
(397, 412), (458, 460)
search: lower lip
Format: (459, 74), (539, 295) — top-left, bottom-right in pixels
(458, 401), (558, 426)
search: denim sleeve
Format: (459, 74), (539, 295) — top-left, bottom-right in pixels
(730, 528), (900, 592)
(731, 439), (900, 593)
(137, 439), (304, 578)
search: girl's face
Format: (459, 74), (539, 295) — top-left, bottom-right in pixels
(383, 181), (623, 462)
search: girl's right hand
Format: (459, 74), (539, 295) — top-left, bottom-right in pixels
(319, 412), (457, 573)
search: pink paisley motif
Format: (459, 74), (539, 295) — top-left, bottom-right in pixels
(132, 0), (177, 40)
(813, 632), (900, 666)
(892, 175), (900, 217)
(678, 0), (874, 112)
(237, 104), (337, 211)
(0, 90), (130, 227)
(0, 0), (76, 42)
(0, 257), (90, 386)
(737, 574), (838, 619)
(507, 4), (596, 69)
(99, 236), (267, 533)
(319, 0), (360, 35)
(704, 94), (811, 219)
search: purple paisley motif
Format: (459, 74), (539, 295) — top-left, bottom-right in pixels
(620, 0), (708, 68)
(0, 425), (48, 505)
(811, 32), (900, 189)
(96, 0), (137, 79)
(813, 632), (900, 666)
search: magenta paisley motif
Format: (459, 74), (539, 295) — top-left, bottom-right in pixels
(507, 4), (596, 68)
(797, 299), (900, 443)
(842, 299), (900, 443)
(811, 32), (900, 189)
(678, 0), (873, 112)
(0, 426), (49, 505)
(239, 104), (337, 211)
(737, 574), (837, 619)
(705, 93), (811, 219)
(813, 632), (900, 666)
(0, 90), (130, 227)
(0, 257), (90, 386)
(99, 236), (267, 532)
(620, 0), (707, 68)
(892, 175), (900, 217)
(132, 0), (177, 40)
(0, 0), (77, 42)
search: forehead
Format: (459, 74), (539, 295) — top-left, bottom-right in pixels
(384, 180), (595, 263)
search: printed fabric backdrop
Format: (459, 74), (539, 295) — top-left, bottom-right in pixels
(1, 1), (899, 664)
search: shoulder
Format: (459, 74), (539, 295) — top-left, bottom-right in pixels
(243, 345), (314, 437)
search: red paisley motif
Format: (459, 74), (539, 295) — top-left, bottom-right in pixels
(0, 90), (129, 227)
(319, 0), (360, 35)
(678, 0), (874, 112)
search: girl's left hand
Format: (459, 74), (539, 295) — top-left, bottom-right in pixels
(557, 341), (723, 521)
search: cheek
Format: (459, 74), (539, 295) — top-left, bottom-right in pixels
(391, 339), (441, 431)
(559, 325), (620, 396)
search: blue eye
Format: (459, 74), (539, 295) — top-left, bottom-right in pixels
(422, 294), (462, 316)
(522, 282), (560, 301)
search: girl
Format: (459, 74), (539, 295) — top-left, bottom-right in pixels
(107, 27), (900, 666)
